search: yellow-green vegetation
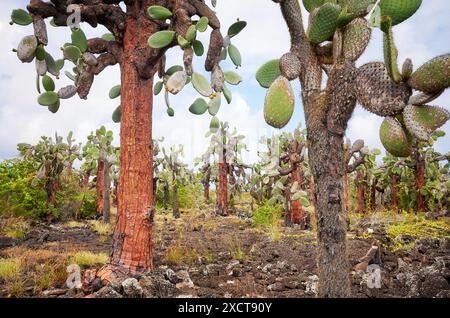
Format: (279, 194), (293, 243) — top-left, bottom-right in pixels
(252, 203), (282, 228)
(70, 251), (109, 267)
(89, 220), (113, 243)
(386, 217), (450, 251)
(65, 221), (86, 228)
(0, 258), (22, 280)
(164, 243), (198, 266)
(228, 236), (246, 261)
(1, 217), (29, 239)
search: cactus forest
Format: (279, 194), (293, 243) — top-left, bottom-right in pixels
(0, 0), (449, 301)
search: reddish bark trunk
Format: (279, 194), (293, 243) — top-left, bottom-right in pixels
(217, 161), (228, 216)
(82, 171), (90, 188)
(204, 183), (210, 202)
(96, 159), (105, 217)
(356, 170), (365, 214)
(102, 161), (111, 223)
(391, 174), (399, 210)
(291, 164), (304, 224)
(46, 178), (58, 208)
(203, 166), (210, 202)
(342, 173), (349, 212)
(415, 154), (426, 213)
(284, 186), (292, 227)
(109, 16), (155, 272)
(370, 178), (377, 211)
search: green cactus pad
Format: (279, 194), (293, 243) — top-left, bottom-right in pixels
(192, 72), (213, 97)
(224, 71), (242, 85)
(343, 18), (371, 62)
(147, 5), (172, 20)
(35, 45), (46, 61)
(167, 107), (175, 117)
(264, 76), (295, 129)
(71, 29), (88, 53)
(109, 85), (121, 99)
(210, 116), (220, 133)
(48, 100), (60, 114)
(403, 104), (450, 141)
(38, 91), (59, 107)
(185, 25), (197, 42)
(338, 0), (377, 17)
(223, 84), (232, 104)
(193, 40), (204, 56)
(379, 117), (412, 157)
(356, 62), (411, 116)
(17, 35), (37, 63)
(379, 0), (422, 26)
(307, 3), (341, 45)
(208, 95), (221, 116)
(112, 106), (121, 123)
(165, 65), (184, 76)
(189, 98), (208, 115)
(409, 54), (450, 94)
(148, 31), (175, 49)
(42, 75), (55, 92)
(196, 17), (209, 32)
(228, 44), (242, 68)
(227, 21), (247, 38)
(63, 45), (81, 63)
(256, 59), (281, 88)
(383, 26), (402, 82)
(303, 0), (325, 12)
(11, 9), (33, 26)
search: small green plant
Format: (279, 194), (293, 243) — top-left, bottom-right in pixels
(386, 217), (450, 251)
(0, 258), (22, 281)
(69, 251), (108, 267)
(252, 203), (283, 228)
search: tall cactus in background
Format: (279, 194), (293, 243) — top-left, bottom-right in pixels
(10, 0), (245, 281)
(82, 126), (116, 222)
(258, 0), (449, 297)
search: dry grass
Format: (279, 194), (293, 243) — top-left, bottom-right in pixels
(0, 258), (22, 280)
(1, 217), (29, 239)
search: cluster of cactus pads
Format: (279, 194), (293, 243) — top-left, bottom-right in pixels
(145, 4), (246, 131)
(257, 0), (449, 158)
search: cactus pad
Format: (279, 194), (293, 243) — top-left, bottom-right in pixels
(189, 98), (208, 115)
(403, 104), (450, 141)
(356, 62), (411, 116)
(17, 35), (37, 63)
(379, 0), (422, 26)
(166, 71), (187, 95)
(264, 76), (295, 129)
(379, 117), (412, 157)
(280, 53), (302, 80)
(307, 3), (341, 45)
(338, 0), (377, 17)
(343, 18), (371, 62)
(256, 59), (281, 88)
(303, 0), (325, 12)
(408, 54), (450, 94)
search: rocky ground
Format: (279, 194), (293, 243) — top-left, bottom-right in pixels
(0, 209), (449, 298)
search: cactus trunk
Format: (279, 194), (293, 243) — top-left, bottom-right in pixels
(391, 174), (399, 210)
(413, 149), (426, 213)
(109, 16), (155, 272)
(356, 170), (365, 214)
(217, 161), (228, 216)
(96, 159), (104, 217)
(172, 170), (180, 219)
(342, 173), (349, 212)
(291, 164), (304, 225)
(163, 181), (169, 210)
(102, 161), (111, 223)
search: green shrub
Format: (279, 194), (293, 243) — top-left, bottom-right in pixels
(0, 159), (49, 218)
(252, 202), (283, 228)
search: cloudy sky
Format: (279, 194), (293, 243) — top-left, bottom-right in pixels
(0, 0), (449, 167)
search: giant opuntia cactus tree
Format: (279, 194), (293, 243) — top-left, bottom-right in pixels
(10, 0), (246, 278)
(82, 126), (115, 221)
(18, 132), (80, 211)
(258, 0), (449, 296)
